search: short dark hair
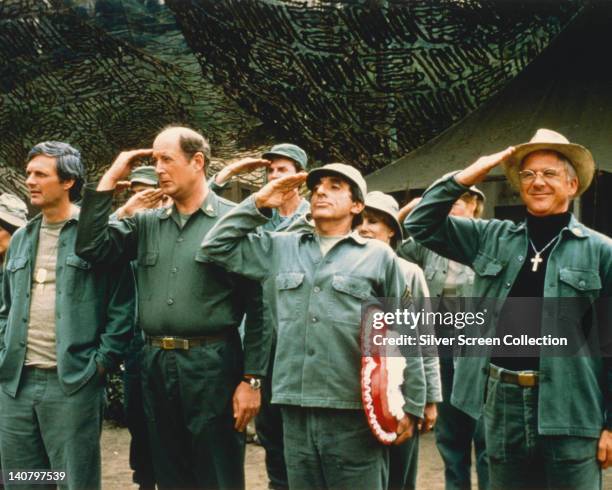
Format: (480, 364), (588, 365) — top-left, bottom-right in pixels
(363, 208), (399, 249)
(26, 141), (84, 202)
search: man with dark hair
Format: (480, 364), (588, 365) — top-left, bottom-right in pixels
(211, 143), (309, 232)
(405, 129), (612, 489)
(211, 143), (310, 490)
(201, 163), (426, 490)
(0, 141), (135, 490)
(76, 126), (269, 490)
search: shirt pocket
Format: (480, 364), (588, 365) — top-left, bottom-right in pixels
(557, 268), (601, 328)
(65, 254), (93, 298)
(6, 256), (29, 298)
(6, 256), (28, 273)
(329, 274), (371, 324)
(136, 251), (159, 300)
(472, 251), (504, 278)
(276, 272), (305, 321)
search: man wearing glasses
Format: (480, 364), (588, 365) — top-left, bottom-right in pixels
(404, 129), (612, 489)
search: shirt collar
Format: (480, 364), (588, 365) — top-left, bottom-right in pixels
(159, 190), (219, 220)
(27, 204), (80, 228)
(510, 213), (589, 238)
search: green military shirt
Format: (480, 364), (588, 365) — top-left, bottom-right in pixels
(398, 258), (442, 404)
(199, 195), (427, 417)
(404, 172), (612, 437)
(0, 211), (135, 397)
(398, 239), (475, 298)
(76, 185), (269, 377)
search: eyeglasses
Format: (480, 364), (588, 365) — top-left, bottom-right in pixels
(518, 168), (565, 184)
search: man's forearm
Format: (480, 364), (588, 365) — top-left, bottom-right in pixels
(242, 280), (271, 378)
(76, 185), (136, 264)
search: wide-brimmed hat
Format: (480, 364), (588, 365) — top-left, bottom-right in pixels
(503, 129), (594, 196)
(364, 191), (403, 240)
(306, 163), (367, 202)
(129, 166), (158, 186)
(0, 193), (28, 231)
(262, 143), (308, 170)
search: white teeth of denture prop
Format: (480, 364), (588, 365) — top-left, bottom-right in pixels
(361, 307), (407, 445)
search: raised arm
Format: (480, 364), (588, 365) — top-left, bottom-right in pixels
(404, 147), (514, 266)
(76, 150), (152, 264)
(200, 173), (307, 281)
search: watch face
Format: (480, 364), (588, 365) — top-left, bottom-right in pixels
(250, 378), (262, 390)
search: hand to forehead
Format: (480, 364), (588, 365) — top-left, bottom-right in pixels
(254, 172), (307, 209)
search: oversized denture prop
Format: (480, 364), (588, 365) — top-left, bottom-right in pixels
(361, 307), (406, 444)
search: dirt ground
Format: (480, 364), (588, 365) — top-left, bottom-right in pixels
(101, 422), (611, 489)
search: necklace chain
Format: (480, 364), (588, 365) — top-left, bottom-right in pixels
(529, 233), (562, 256)
(528, 232), (562, 272)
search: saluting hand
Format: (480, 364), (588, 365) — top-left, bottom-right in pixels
(98, 149), (153, 191)
(454, 146), (516, 187)
(215, 158), (272, 187)
(115, 188), (165, 219)
(232, 381), (261, 432)
(254, 172), (307, 209)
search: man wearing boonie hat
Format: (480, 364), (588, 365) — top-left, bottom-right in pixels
(404, 129), (612, 489)
(0, 193), (28, 281)
(200, 164), (427, 490)
(358, 191), (442, 490)
(210, 144), (310, 490)
(0, 192), (27, 487)
(398, 183), (490, 490)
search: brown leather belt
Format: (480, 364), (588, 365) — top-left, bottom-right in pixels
(146, 332), (227, 350)
(489, 364), (539, 387)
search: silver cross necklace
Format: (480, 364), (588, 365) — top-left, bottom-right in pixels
(528, 234), (561, 272)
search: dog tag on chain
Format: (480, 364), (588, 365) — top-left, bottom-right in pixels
(35, 267), (48, 284)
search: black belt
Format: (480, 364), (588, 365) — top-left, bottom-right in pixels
(489, 364), (539, 387)
(146, 332), (227, 350)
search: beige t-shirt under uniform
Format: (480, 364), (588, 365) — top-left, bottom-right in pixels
(25, 219), (66, 368)
(317, 234), (348, 257)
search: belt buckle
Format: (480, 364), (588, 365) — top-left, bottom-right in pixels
(517, 372), (536, 387)
(161, 337), (176, 350)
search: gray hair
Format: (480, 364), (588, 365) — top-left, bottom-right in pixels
(557, 153), (578, 182)
(26, 141), (84, 202)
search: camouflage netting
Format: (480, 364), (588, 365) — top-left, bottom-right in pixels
(168, 0), (583, 174)
(0, 0), (271, 199)
(1, 0), (584, 201)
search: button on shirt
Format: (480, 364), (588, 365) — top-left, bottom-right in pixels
(404, 172), (612, 437)
(199, 196), (426, 417)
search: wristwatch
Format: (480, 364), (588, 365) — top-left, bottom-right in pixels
(243, 376), (262, 390)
